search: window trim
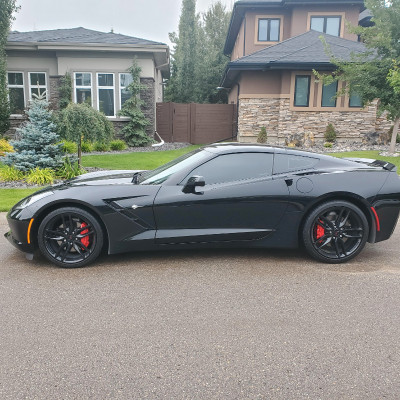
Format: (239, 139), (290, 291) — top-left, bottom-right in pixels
(7, 71), (25, 115)
(255, 15), (284, 45)
(294, 75), (311, 107)
(73, 72), (93, 107)
(321, 81), (338, 108)
(97, 72), (116, 117)
(28, 71), (47, 100)
(307, 12), (345, 38)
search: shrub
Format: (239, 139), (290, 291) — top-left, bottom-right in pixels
(3, 100), (65, 172)
(61, 140), (78, 154)
(324, 123), (337, 143)
(25, 167), (54, 185)
(257, 127), (267, 144)
(0, 138), (14, 156)
(0, 165), (24, 181)
(110, 139), (127, 151)
(93, 141), (110, 152)
(81, 141), (93, 153)
(324, 142), (333, 148)
(56, 158), (85, 180)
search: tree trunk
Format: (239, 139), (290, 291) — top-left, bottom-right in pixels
(389, 117), (399, 154)
(78, 136), (82, 168)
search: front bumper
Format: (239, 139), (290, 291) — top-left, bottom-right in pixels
(4, 230), (35, 254)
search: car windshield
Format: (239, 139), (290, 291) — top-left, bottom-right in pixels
(139, 148), (209, 185)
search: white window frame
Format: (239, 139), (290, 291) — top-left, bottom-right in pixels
(73, 72), (93, 107)
(97, 72), (115, 117)
(28, 72), (47, 100)
(7, 71), (25, 115)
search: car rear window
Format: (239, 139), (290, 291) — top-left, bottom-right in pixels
(273, 154), (319, 175)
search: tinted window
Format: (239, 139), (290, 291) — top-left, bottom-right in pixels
(294, 76), (310, 107)
(321, 81), (338, 107)
(274, 154), (319, 174)
(186, 153), (273, 185)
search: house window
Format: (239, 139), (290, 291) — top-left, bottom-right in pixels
(294, 76), (311, 107)
(74, 72), (92, 106)
(321, 81), (338, 107)
(97, 73), (115, 117)
(29, 72), (47, 100)
(258, 18), (281, 42)
(311, 16), (341, 37)
(7, 72), (25, 114)
(349, 92), (362, 107)
(119, 73), (133, 108)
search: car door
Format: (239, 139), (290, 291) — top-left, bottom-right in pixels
(153, 152), (290, 244)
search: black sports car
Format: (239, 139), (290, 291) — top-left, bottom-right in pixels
(5, 143), (400, 267)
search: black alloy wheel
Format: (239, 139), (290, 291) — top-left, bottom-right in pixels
(38, 207), (104, 268)
(303, 201), (369, 263)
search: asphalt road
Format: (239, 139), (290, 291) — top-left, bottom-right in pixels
(1, 212), (400, 400)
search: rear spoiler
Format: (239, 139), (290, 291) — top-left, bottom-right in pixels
(344, 158), (397, 172)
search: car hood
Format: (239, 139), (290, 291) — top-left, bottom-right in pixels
(59, 170), (144, 187)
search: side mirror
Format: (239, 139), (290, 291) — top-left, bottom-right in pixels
(182, 175), (205, 194)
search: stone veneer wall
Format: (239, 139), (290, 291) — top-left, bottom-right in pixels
(140, 77), (155, 136)
(239, 97), (392, 144)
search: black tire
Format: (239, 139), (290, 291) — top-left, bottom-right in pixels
(302, 200), (369, 264)
(38, 207), (104, 268)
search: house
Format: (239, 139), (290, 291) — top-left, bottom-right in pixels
(220, 0), (391, 144)
(5, 27), (170, 137)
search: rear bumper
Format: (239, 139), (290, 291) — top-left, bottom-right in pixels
(372, 200), (400, 243)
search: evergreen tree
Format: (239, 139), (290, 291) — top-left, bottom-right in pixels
(197, 1), (231, 103)
(0, 0), (18, 135)
(58, 72), (73, 109)
(3, 99), (64, 172)
(118, 60), (150, 146)
(165, 0), (198, 103)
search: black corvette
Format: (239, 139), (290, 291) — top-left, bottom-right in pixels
(5, 143), (400, 267)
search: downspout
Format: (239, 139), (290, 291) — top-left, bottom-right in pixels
(243, 16), (246, 57)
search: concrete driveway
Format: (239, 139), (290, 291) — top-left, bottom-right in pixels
(1, 212), (400, 399)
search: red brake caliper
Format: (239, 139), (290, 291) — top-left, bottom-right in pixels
(80, 222), (90, 248)
(315, 220), (325, 240)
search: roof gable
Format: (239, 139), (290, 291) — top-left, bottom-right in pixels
(8, 27), (165, 46)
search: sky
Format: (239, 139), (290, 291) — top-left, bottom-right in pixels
(11, 0), (235, 46)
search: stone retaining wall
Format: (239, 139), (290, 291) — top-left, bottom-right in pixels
(239, 97), (393, 145)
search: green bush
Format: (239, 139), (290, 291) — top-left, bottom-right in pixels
(0, 166), (24, 181)
(61, 140), (78, 154)
(93, 142), (110, 152)
(25, 168), (54, 185)
(324, 124), (337, 143)
(0, 138), (14, 156)
(324, 142), (333, 148)
(257, 127), (268, 144)
(56, 158), (85, 180)
(81, 141), (93, 153)
(110, 140), (127, 151)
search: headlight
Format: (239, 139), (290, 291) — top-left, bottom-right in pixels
(15, 191), (54, 209)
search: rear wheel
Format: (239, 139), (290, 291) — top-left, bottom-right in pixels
(38, 207), (103, 268)
(302, 201), (369, 264)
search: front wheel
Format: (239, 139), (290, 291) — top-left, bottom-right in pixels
(38, 207), (104, 268)
(302, 201), (369, 264)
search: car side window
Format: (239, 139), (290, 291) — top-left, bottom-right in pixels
(273, 154), (319, 175)
(185, 153), (274, 185)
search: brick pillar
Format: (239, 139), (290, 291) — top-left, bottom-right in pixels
(49, 76), (62, 110)
(140, 77), (155, 137)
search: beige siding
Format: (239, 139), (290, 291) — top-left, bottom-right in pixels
(7, 54), (58, 75)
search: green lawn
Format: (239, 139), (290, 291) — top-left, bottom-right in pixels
(82, 145), (201, 170)
(0, 148), (399, 212)
(0, 189), (38, 212)
(327, 150), (400, 174)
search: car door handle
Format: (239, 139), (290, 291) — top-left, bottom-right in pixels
(285, 178), (293, 187)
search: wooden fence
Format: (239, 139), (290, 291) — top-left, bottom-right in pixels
(156, 102), (237, 144)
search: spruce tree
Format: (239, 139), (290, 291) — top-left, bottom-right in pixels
(3, 99), (64, 171)
(0, 0), (19, 135)
(118, 60), (150, 146)
(165, 0), (198, 103)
